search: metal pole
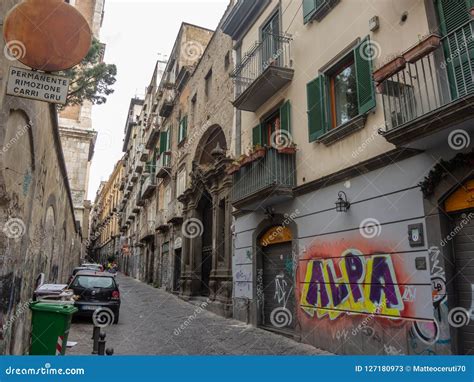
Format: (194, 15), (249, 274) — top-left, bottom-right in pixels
(98, 333), (106, 356)
(91, 326), (100, 354)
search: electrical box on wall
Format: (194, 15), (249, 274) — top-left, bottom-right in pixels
(415, 257), (427, 270)
(369, 16), (380, 31)
(408, 223), (424, 247)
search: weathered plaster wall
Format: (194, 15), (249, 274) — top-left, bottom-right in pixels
(0, 0), (82, 354)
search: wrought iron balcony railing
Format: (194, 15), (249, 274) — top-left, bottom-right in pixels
(379, 20), (474, 132)
(156, 152), (172, 179)
(141, 175), (157, 200)
(231, 148), (296, 209)
(231, 33), (293, 111)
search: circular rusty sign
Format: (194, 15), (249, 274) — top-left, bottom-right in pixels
(3, 0), (92, 72)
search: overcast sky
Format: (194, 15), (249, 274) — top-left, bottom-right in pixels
(88, 0), (229, 200)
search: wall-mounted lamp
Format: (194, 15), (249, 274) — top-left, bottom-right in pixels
(335, 191), (351, 212)
(264, 207), (275, 220)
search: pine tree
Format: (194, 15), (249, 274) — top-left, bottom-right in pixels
(61, 38), (117, 108)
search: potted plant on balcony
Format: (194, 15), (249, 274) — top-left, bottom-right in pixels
(403, 33), (441, 63)
(238, 153), (252, 167)
(226, 160), (241, 175)
(373, 56), (406, 84)
(277, 142), (297, 155)
(249, 144), (266, 162)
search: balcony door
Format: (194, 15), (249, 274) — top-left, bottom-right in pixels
(436, 0), (474, 98)
(262, 11), (281, 69)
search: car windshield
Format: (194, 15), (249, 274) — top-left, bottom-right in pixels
(72, 276), (115, 289)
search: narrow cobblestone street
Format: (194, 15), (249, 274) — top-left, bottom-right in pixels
(68, 274), (330, 355)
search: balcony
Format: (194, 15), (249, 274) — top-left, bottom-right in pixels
(137, 144), (148, 162)
(135, 162), (144, 174)
(141, 175), (157, 200)
(166, 200), (183, 225)
(136, 190), (145, 207)
(145, 128), (160, 149)
(231, 148), (296, 211)
(231, 33), (293, 112)
(378, 21), (474, 147)
(139, 220), (155, 241)
(156, 152), (172, 178)
(132, 202), (140, 213)
(119, 178), (125, 191)
(158, 88), (176, 118)
(155, 211), (170, 232)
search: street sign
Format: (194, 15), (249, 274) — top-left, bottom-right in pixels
(3, 0), (92, 72)
(6, 67), (70, 105)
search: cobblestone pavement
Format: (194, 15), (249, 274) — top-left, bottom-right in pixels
(68, 274), (331, 355)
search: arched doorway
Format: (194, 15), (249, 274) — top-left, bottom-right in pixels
(257, 226), (295, 332)
(195, 126), (227, 166)
(178, 124), (233, 317)
(44, 206), (57, 282)
(444, 178), (474, 355)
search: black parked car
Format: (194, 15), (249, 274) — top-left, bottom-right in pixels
(69, 271), (120, 324)
(67, 266), (90, 284)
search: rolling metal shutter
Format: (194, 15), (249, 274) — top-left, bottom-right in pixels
(453, 212), (474, 354)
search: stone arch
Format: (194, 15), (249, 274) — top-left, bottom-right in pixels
(193, 124), (227, 166)
(251, 213), (299, 328)
(43, 198), (57, 282)
(1, 110), (35, 204)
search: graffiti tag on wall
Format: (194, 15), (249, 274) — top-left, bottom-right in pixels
(300, 249), (404, 320)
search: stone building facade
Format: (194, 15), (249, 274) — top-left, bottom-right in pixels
(173, 19), (235, 317)
(0, 0), (83, 356)
(109, 18), (236, 317)
(89, 159), (124, 264)
(118, 98), (144, 279)
(59, 0), (105, 238)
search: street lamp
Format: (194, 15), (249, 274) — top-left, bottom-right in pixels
(335, 191), (350, 212)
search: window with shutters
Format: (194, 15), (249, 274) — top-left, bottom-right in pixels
(205, 69), (212, 98)
(329, 56), (358, 127)
(178, 116), (187, 144)
(176, 167), (186, 198)
(164, 184), (172, 213)
(158, 184), (165, 211)
(306, 37), (376, 143)
(252, 100), (291, 147)
(303, 0), (340, 24)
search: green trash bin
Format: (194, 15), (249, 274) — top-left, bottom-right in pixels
(29, 302), (78, 355)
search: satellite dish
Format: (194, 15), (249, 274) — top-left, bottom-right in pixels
(3, 0), (92, 72)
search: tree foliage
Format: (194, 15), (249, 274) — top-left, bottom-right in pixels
(61, 38), (117, 108)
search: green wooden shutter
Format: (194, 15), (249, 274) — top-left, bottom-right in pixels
(178, 119), (183, 142)
(304, 0), (329, 23)
(166, 127), (171, 151)
(307, 75), (327, 142)
(436, 0), (470, 36)
(436, 0), (473, 98)
(252, 125), (262, 146)
(179, 117), (187, 142)
(159, 131), (168, 154)
(279, 100), (291, 133)
(303, 0), (316, 24)
(182, 116), (187, 139)
(354, 36), (376, 115)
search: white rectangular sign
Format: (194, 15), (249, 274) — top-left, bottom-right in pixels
(6, 66), (70, 105)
